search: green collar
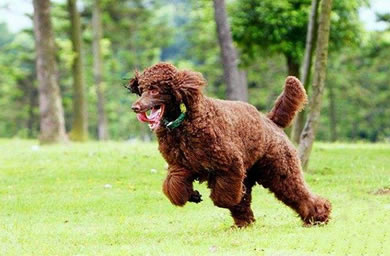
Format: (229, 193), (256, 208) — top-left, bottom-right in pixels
(163, 103), (187, 130)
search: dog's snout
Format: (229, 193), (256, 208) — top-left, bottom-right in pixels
(131, 104), (141, 113)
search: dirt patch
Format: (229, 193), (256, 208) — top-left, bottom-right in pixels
(372, 187), (390, 195)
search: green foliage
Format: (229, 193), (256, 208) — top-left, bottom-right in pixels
(231, 0), (365, 64)
(0, 0), (389, 142)
(0, 24), (38, 138)
(376, 12), (390, 24)
(179, 0), (225, 98)
(0, 140), (389, 255)
(319, 31), (390, 141)
(49, 0), (174, 140)
(232, 0), (310, 62)
(88, 0), (174, 139)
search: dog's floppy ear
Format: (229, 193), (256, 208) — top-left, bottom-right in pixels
(125, 71), (141, 96)
(173, 70), (206, 105)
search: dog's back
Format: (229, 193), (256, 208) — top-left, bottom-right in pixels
(208, 76), (307, 132)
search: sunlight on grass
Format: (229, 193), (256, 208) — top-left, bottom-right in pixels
(0, 140), (389, 255)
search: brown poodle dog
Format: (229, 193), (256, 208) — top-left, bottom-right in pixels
(127, 62), (331, 228)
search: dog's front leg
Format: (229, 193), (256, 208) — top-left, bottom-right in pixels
(162, 166), (201, 206)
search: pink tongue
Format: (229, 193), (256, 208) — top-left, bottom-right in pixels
(136, 108), (160, 123)
(148, 108), (160, 120)
(136, 112), (149, 123)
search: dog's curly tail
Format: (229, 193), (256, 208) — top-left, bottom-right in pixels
(267, 76), (308, 129)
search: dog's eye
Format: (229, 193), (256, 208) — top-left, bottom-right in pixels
(150, 89), (159, 95)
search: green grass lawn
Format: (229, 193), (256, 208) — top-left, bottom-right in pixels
(0, 139), (389, 256)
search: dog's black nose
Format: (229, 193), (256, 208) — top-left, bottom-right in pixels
(131, 104), (141, 113)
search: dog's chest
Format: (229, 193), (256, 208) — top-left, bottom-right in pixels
(158, 128), (218, 171)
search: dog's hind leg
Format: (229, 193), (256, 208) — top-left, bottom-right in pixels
(209, 171), (245, 209)
(228, 172), (257, 228)
(208, 164), (245, 209)
(259, 153), (331, 225)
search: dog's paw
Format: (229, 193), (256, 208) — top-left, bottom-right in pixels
(189, 190), (202, 203)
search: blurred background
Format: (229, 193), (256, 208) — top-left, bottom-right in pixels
(0, 0), (389, 142)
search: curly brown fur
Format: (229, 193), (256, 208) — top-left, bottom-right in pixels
(267, 76), (308, 128)
(128, 62), (331, 228)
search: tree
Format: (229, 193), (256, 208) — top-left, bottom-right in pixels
(232, 0), (312, 77)
(327, 81), (337, 141)
(98, 0), (173, 140)
(92, 0), (108, 140)
(291, 0), (320, 144)
(0, 25), (40, 138)
(321, 30), (390, 142)
(377, 13), (390, 24)
(298, 0), (333, 170)
(231, 0), (364, 88)
(5, 0), (390, 142)
(232, 0), (364, 142)
(32, 0), (67, 144)
(212, 0), (247, 101)
(68, 0), (88, 141)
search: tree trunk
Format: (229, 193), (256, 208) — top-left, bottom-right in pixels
(286, 55), (300, 77)
(26, 79), (37, 138)
(298, 0), (333, 170)
(284, 55), (301, 136)
(68, 0), (88, 141)
(291, 0), (320, 144)
(212, 0), (247, 102)
(328, 82), (337, 141)
(33, 0), (67, 144)
(239, 70), (248, 95)
(92, 0), (109, 140)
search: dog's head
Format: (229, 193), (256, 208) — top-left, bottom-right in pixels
(126, 62), (206, 131)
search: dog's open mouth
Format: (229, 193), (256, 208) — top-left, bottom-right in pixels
(136, 105), (165, 130)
